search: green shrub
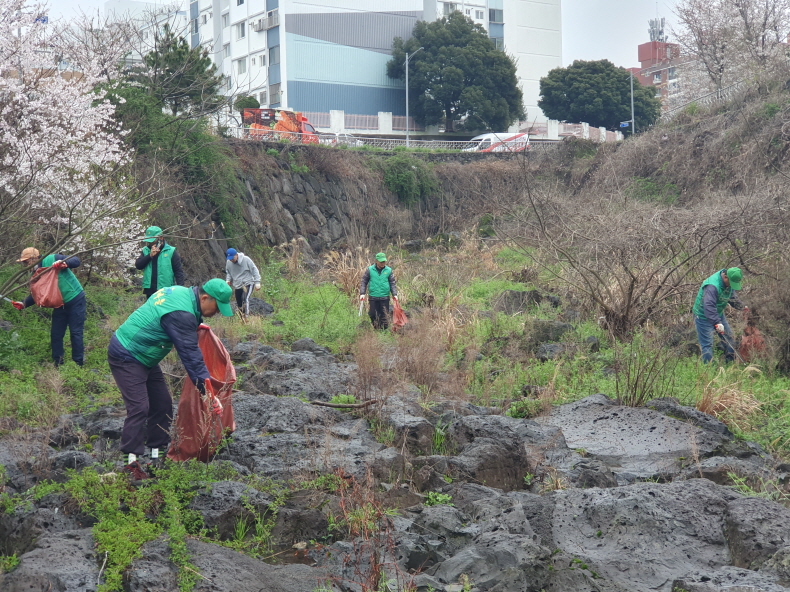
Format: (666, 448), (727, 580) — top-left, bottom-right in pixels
(424, 491), (454, 506)
(505, 398), (543, 418)
(381, 155), (438, 205)
(627, 177), (680, 205)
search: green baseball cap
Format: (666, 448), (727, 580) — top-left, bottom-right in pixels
(375, 252), (387, 262)
(726, 267), (743, 291)
(202, 278), (234, 317)
(143, 226), (163, 243)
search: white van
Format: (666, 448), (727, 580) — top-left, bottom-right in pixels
(464, 132), (530, 152)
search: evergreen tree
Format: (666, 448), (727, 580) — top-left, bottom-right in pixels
(387, 12), (524, 132)
(538, 60), (661, 131)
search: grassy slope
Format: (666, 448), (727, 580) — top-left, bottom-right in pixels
(1, 241), (788, 458)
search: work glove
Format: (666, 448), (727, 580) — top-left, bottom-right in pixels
(210, 395), (224, 416)
(359, 295), (365, 301)
(254, 283), (261, 291)
(11, 301), (24, 311)
(715, 323), (725, 334)
(393, 295), (399, 301)
(53, 260), (68, 270)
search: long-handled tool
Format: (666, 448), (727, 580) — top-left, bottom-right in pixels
(720, 331), (747, 364)
(358, 299), (364, 317)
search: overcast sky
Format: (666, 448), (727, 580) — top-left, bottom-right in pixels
(49, 0), (680, 68)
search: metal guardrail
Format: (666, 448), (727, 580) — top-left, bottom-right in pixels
(661, 81), (745, 121)
(222, 127), (562, 152)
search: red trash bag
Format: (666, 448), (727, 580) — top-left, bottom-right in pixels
(30, 266), (64, 308)
(392, 298), (408, 332)
(739, 326), (766, 363)
(168, 325), (236, 462)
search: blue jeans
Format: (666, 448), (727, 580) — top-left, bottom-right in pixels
(695, 315), (734, 363)
(51, 291), (86, 366)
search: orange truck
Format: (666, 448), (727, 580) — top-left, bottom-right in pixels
(242, 108), (319, 144)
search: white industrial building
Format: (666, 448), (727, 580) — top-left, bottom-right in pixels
(106, 0), (562, 127)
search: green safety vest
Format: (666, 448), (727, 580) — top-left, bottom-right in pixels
(142, 243), (176, 289)
(692, 270), (731, 318)
(368, 265), (392, 298)
(115, 286), (201, 368)
(41, 254), (83, 304)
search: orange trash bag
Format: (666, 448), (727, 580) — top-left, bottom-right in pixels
(30, 266), (64, 308)
(392, 298), (408, 332)
(168, 325), (237, 462)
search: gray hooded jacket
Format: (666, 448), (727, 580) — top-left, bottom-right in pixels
(225, 252), (261, 289)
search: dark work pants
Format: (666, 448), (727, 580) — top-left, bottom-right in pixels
(108, 355), (173, 456)
(51, 291), (86, 366)
(235, 285), (254, 315)
(368, 297), (390, 330)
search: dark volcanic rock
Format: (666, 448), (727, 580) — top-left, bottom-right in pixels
(247, 296), (274, 316)
(127, 538), (328, 592)
(493, 290), (543, 314)
(725, 496), (790, 569)
(529, 320), (573, 346)
(240, 344), (355, 400)
(536, 342), (566, 361)
(547, 480), (741, 592)
(189, 481), (273, 540)
(0, 528), (98, 592)
(543, 394), (730, 481)
(217, 393), (385, 480)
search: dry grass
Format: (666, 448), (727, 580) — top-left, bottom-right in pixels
(352, 329), (385, 402)
(394, 318), (447, 399)
(695, 367), (763, 431)
(321, 247), (372, 297)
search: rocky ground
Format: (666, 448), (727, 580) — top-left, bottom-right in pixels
(1, 334), (790, 592)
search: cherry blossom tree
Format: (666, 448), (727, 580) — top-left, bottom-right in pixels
(0, 0), (151, 295)
(673, 0), (790, 95)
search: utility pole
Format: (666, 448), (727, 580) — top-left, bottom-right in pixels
(405, 47), (424, 148)
(630, 71), (636, 136)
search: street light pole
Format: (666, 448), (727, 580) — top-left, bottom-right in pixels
(405, 47), (424, 147)
(630, 71), (636, 136)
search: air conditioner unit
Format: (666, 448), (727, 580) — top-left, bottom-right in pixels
(251, 18), (263, 32)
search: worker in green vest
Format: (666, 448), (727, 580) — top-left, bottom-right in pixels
(12, 247), (86, 366)
(135, 226), (185, 298)
(108, 279), (234, 478)
(359, 252), (398, 330)
(692, 267), (747, 363)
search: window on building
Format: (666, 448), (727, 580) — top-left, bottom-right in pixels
(668, 67), (677, 80)
(491, 37), (504, 50)
(465, 8), (470, 15)
(223, 44), (230, 58)
(653, 72), (662, 83)
(190, 19), (198, 34)
(269, 45), (280, 65)
(475, 9), (484, 19)
(270, 82), (281, 104)
(237, 58), (247, 75)
(237, 0), (244, 4)
(226, 76), (232, 91)
(259, 90), (267, 105)
(222, 13), (229, 28)
(443, 3), (458, 16)
(489, 9), (503, 23)
(201, 14), (207, 24)
(258, 53), (266, 67)
(237, 21), (245, 39)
